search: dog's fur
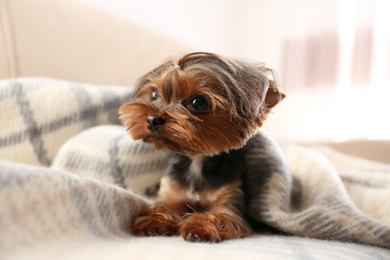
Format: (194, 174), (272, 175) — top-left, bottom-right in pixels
(119, 52), (285, 242)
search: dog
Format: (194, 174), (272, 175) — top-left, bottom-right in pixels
(119, 52), (285, 242)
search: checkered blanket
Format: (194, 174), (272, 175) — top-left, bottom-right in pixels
(1, 78), (389, 260)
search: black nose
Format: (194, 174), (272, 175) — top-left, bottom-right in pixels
(147, 115), (165, 132)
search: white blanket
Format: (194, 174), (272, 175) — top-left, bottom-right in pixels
(1, 78), (389, 259)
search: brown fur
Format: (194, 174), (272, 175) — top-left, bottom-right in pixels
(132, 177), (251, 242)
(119, 52), (284, 156)
(119, 52), (284, 242)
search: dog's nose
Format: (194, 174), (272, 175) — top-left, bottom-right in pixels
(147, 115), (165, 132)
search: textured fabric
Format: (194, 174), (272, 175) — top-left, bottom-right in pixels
(0, 161), (147, 259)
(0, 78), (132, 165)
(1, 78), (390, 259)
(1, 155), (390, 260)
(51, 125), (390, 248)
(257, 143), (390, 247)
(52, 125), (170, 199)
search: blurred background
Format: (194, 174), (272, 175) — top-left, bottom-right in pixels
(1, 0), (389, 145)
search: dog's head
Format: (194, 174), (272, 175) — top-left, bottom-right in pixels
(119, 52), (284, 156)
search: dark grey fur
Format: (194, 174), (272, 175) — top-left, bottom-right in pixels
(165, 130), (290, 226)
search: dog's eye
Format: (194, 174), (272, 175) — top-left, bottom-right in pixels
(190, 96), (208, 111)
(151, 90), (159, 101)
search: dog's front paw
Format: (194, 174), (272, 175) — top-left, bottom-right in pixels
(132, 205), (180, 236)
(180, 212), (251, 243)
(180, 213), (224, 243)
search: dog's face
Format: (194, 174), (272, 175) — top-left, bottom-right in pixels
(119, 52), (284, 156)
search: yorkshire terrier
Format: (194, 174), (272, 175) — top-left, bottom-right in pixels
(119, 52), (285, 242)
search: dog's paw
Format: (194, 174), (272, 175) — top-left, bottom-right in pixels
(180, 212), (251, 243)
(132, 215), (177, 236)
(132, 206), (179, 236)
(180, 213), (224, 243)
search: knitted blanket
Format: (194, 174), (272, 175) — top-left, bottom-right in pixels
(1, 78), (389, 259)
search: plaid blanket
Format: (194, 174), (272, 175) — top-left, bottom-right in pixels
(1, 78), (389, 259)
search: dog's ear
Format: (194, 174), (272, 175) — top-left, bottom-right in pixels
(264, 80), (285, 109)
